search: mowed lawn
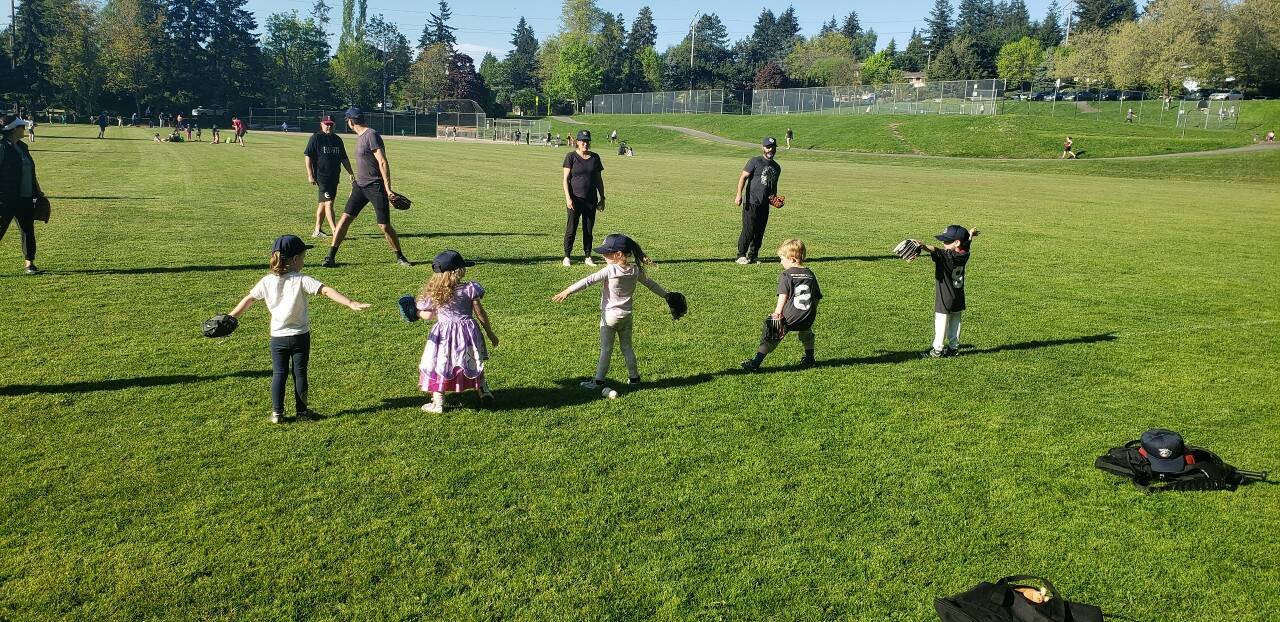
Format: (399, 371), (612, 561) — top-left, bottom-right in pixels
(1, 126), (1278, 621)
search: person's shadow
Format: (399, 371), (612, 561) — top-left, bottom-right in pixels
(0, 369), (269, 397)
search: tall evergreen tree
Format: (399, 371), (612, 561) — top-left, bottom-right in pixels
(597, 12), (626, 93)
(820, 16), (837, 35)
(505, 17), (539, 90)
(1036, 0), (1064, 46)
(774, 7), (802, 60)
(419, 0), (455, 49)
(366, 15), (410, 108)
(839, 11), (861, 42)
(625, 6), (656, 50)
(898, 29), (928, 71)
(310, 0), (330, 28)
(206, 0), (262, 109)
(929, 34), (981, 79)
(1000, 0), (1032, 42)
(163, 0), (215, 104)
(1072, 0), (1137, 32)
(13, 0), (59, 104)
(924, 0), (955, 58)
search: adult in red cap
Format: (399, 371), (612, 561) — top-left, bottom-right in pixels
(303, 116), (353, 239)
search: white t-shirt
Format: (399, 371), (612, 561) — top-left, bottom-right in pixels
(249, 272), (325, 336)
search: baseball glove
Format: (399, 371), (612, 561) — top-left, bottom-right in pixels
(764, 315), (787, 342)
(202, 314), (239, 338)
(397, 295), (419, 322)
(768, 195), (785, 208)
(389, 192), (412, 210)
(666, 292), (688, 320)
(893, 239), (923, 261)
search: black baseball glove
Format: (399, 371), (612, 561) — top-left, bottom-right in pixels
(202, 314), (239, 338)
(389, 192), (412, 210)
(893, 239), (923, 261)
(764, 315), (787, 343)
(397, 295), (419, 322)
(666, 292), (688, 320)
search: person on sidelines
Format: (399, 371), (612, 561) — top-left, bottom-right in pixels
(1060, 136), (1076, 159)
(785, 127), (793, 149)
(1126, 108), (1135, 123)
(908, 225), (979, 358)
(741, 239), (822, 371)
(561, 129), (606, 267)
(97, 112), (109, 139)
(225, 234), (370, 423)
(552, 233), (670, 388)
(211, 124), (221, 144)
(0, 115), (47, 275)
(232, 116), (246, 146)
(416, 250), (499, 413)
(303, 115), (354, 239)
(321, 107), (411, 268)
(734, 137), (782, 264)
(25, 116), (36, 142)
(609, 129), (618, 144)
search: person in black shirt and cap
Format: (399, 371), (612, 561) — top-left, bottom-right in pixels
(561, 129), (606, 267)
(734, 137), (782, 264)
(302, 115), (353, 239)
(0, 114), (46, 275)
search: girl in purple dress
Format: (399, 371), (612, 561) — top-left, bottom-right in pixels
(417, 250), (499, 412)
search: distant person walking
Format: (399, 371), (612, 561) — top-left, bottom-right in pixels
(303, 115), (353, 239)
(785, 127), (793, 149)
(232, 116), (247, 146)
(609, 129), (618, 144)
(1267, 131), (1275, 144)
(97, 113), (109, 139)
(734, 137), (782, 264)
(561, 129), (605, 267)
(1126, 108), (1135, 123)
(321, 107), (411, 268)
(0, 115), (46, 275)
(1060, 136), (1077, 159)
(25, 116), (36, 142)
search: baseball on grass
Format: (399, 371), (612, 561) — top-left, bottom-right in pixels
(602, 387), (618, 399)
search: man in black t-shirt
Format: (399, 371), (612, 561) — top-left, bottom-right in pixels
(742, 238), (822, 371)
(911, 225), (979, 358)
(303, 115), (353, 239)
(734, 137), (782, 264)
(96, 113), (109, 139)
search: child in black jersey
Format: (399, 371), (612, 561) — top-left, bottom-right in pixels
(741, 239), (823, 371)
(911, 225), (979, 358)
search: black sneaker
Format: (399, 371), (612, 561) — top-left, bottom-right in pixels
(942, 347), (960, 357)
(740, 359), (760, 372)
(799, 356), (816, 368)
(320, 256), (336, 268)
(628, 377), (642, 385)
(920, 348), (944, 359)
(23, 265), (39, 275)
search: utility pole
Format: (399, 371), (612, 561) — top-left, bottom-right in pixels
(688, 12), (700, 93)
(1063, 0), (1075, 45)
(9, 0), (15, 71)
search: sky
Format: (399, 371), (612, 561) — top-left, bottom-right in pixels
(233, 0), (1064, 60)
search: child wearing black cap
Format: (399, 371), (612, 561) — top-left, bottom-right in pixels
(910, 225), (979, 358)
(226, 234), (371, 423)
(552, 233), (670, 389)
(416, 250), (499, 413)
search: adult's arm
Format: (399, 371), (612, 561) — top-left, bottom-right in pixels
(735, 170), (751, 206)
(372, 147), (393, 196)
(25, 143), (45, 198)
(595, 168), (606, 210)
(562, 166), (574, 210)
(304, 155), (316, 184)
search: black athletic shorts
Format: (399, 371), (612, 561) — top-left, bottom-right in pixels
(316, 176), (340, 202)
(344, 181), (391, 225)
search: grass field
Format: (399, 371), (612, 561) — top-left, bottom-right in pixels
(1, 124), (1278, 621)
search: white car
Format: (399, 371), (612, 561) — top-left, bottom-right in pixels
(1209, 91), (1242, 100)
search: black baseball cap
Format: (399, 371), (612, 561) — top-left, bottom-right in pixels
(762, 137), (778, 148)
(576, 130), (592, 142)
(935, 225), (971, 244)
(1141, 429), (1189, 474)
(271, 234), (313, 258)
(593, 233), (632, 255)
(432, 249), (475, 273)
(343, 106), (363, 120)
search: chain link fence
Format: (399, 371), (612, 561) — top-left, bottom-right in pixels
(752, 80), (1005, 116)
(584, 89), (727, 115)
(246, 108), (440, 137)
(999, 82), (1243, 130)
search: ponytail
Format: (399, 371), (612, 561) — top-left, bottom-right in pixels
(269, 251), (289, 275)
(626, 238), (654, 268)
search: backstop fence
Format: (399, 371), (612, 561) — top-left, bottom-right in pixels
(752, 80), (1006, 116)
(584, 89), (726, 115)
(246, 108), (439, 137)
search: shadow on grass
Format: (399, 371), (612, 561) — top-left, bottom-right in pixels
(397, 232), (551, 239)
(658, 255), (895, 265)
(47, 195), (161, 200)
(56, 264), (264, 276)
(0, 369), (270, 397)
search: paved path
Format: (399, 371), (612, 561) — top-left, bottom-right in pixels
(650, 123), (1280, 161)
(553, 115), (584, 125)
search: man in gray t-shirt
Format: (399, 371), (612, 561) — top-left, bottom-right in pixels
(321, 107), (411, 268)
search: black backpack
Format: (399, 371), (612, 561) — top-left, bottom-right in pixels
(935, 575), (1103, 622)
(1095, 440), (1247, 492)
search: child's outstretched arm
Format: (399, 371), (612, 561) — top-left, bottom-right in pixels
(638, 270), (668, 298)
(472, 300), (499, 347)
(320, 286), (371, 311)
(228, 295), (256, 318)
(552, 268), (608, 302)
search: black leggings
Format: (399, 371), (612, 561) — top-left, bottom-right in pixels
(269, 333), (311, 414)
(563, 200), (598, 257)
(0, 204), (36, 262)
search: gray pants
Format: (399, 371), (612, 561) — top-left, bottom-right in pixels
(596, 313), (638, 381)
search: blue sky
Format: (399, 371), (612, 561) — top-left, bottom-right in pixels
(234, 0), (1062, 60)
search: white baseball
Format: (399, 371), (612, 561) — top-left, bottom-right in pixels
(602, 387), (618, 399)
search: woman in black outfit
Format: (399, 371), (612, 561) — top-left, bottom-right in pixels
(561, 129), (606, 267)
(0, 114), (45, 275)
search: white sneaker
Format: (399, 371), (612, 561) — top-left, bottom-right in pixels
(562, 257), (572, 267)
(270, 412), (285, 424)
(735, 256), (750, 265)
(421, 401), (443, 413)
(584, 257), (596, 266)
(579, 379), (603, 390)
(311, 230), (329, 239)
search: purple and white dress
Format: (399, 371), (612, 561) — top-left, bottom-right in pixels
(417, 281), (488, 393)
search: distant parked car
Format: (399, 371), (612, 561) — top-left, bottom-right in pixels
(1209, 90), (1242, 100)
(191, 107), (224, 116)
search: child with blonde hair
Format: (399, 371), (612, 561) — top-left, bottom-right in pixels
(226, 235), (370, 423)
(553, 233), (671, 388)
(417, 250), (498, 413)
(741, 239), (823, 371)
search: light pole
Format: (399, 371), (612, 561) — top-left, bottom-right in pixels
(1062, 0), (1076, 45)
(9, 0), (15, 70)
(688, 12), (700, 98)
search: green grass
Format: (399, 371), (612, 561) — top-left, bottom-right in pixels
(565, 100), (1280, 159)
(1, 125), (1278, 620)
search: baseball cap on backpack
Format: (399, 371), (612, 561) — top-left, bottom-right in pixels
(1139, 429), (1191, 474)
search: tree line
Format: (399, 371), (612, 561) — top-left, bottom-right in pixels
(3, 0), (1276, 118)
